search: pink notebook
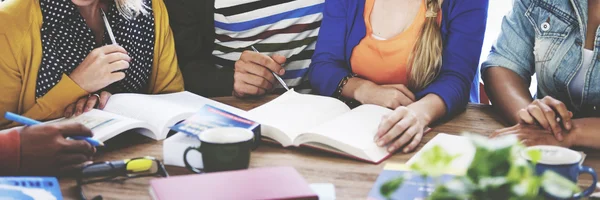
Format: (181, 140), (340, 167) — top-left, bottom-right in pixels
(149, 166), (318, 200)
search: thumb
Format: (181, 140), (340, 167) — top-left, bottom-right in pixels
(271, 54), (287, 65)
(57, 122), (93, 138)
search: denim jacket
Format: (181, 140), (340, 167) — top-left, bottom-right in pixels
(482, 0), (600, 117)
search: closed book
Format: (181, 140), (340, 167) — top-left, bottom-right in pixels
(0, 177), (62, 200)
(149, 166), (317, 200)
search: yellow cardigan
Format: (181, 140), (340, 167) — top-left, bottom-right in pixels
(0, 0), (184, 128)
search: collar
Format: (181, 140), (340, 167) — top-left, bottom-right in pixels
(568, 0), (588, 36)
(40, 0), (126, 30)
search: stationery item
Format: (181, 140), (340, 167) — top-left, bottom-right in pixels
(367, 164), (457, 200)
(309, 183), (336, 200)
(183, 127), (254, 173)
(78, 157), (168, 200)
(0, 177), (62, 200)
(521, 145), (598, 198)
(149, 166), (318, 200)
(101, 9), (117, 45)
(4, 112), (104, 147)
(250, 46), (290, 91)
(244, 90), (430, 163)
(49, 91), (246, 143)
(170, 105), (260, 148)
(165, 105), (260, 168)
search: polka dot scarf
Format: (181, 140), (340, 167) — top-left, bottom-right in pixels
(36, 0), (155, 98)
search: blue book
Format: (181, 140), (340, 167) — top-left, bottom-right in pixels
(170, 105), (261, 141)
(367, 164), (456, 200)
(0, 177), (62, 200)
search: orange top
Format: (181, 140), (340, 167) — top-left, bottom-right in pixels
(350, 0), (439, 85)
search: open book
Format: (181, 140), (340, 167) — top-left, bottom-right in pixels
(56, 92), (245, 142)
(246, 90), (395, 163)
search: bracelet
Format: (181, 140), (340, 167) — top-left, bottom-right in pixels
(333, 74), (356, 99)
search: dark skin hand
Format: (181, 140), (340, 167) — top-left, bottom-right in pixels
(19, 122), (96, 176)
(490, 124), (574, 148)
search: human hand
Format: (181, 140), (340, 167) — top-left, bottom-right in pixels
(490, 123), (574, 148)
(517, 96), (573, 141)
(355, 83), (415, 109)
(65, 91), (112, 117)
(374, 106), (425, 153)
(69, 45), (130, 93)
(233, 51), (286, 97)
(19, 122), (96, 175)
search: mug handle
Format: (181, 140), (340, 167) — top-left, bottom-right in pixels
(183, 147), (204, 174)
(573, 166), (597, 198)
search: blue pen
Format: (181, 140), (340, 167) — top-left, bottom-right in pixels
(4, 112), (104, 147)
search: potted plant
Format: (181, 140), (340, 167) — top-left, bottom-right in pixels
(380, 134), (581, 200)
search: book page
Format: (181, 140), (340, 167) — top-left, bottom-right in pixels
(103, 91), (246, 139)
(405, 134), (475, 175)
(297, 104), (392, 162)
(53, 109), (156, 141)
(246, 90), (351, 145)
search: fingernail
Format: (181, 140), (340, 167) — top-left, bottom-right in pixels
(84, 161), (93, 166)
(387, 146), (395, 152)
(279, 69), (285, 75)
(377, 140), (384, 146)
(403, 148), (409, 153)
(566, 122), (571, 129)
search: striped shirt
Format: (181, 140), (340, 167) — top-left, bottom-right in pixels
(213, 0), (324, 94)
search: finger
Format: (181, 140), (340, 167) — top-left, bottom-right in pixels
(527, 104), (550, 131)
(242, 51), (285, 75)
(109, 60), (130, 72)
(64, 103), (75, 118)
(74, 97), (88, 116)
(404, 128), (423, 153)
(542, 96), (572, 130)
(235, 60), (277, 85)
(104, 52), (131, 63)
(386, 84), (416, 102)
(234, 72), (273, 91)
(389, 125), (418, 153)
(109, 72), (126, 83)
(233, 81), (267, 96)
(378, 111), (414, 148)
(84, 95), (98, 112)
(56, 122), (94, 138)
(59, 161), (94, 176)
(99, 44), (128, 55)
(535, 102), (562, 140)
(98, 91), (112, 110)
(375, 109), (405, 141)
(517, 108), (535, 124)
(61, 139), (95, 156)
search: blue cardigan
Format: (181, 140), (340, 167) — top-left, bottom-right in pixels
(308, 0), (488, 116)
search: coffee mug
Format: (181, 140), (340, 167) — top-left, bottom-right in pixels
(183, 127), (254, 173)
(521, 145), (598, 199)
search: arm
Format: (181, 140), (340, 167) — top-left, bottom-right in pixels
(308, 0), (352, 96)
(0, 128), (20, 175)
(481, 0), (536, 125)
(164, 0), (234, 97)
(568, 118), (600, 149)
(148, 0), (185, 94)
(484, 67), (533, 125)
(414, 0), (489, 120)
(0, 34), (88, 128)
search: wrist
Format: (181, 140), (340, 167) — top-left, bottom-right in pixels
(352, 80), (376, 104)
(407, 104), (434, 126)
(566, 119), (583, 147)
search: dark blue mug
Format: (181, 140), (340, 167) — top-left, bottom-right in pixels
(522, 145), (597, 199)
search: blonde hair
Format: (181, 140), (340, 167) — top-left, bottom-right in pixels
(114, 0), (149, 19)
(408, 0), (443, 91)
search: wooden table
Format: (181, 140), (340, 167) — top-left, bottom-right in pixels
(59, 96), (600, 200)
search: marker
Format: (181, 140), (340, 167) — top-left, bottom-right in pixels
(4, 112), (104, 147)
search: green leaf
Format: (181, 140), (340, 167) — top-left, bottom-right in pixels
(541, 171), (581, 198)
(380, 176), (404, 199)
(410, 145), (460, 178)
(526, 149), (542, 164)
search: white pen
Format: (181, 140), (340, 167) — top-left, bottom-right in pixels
(101, 9), (118, 45)
(250, 46), (290, 91)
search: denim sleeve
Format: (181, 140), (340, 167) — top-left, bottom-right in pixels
(416, 0), (488, 117)
(308, 0), (352, 96)
(481, 0), (535, 83)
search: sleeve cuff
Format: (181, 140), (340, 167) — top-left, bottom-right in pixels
(36, 74), (89, 114)
(0, 129), (21, 175)
(416, 82), (469, 118)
